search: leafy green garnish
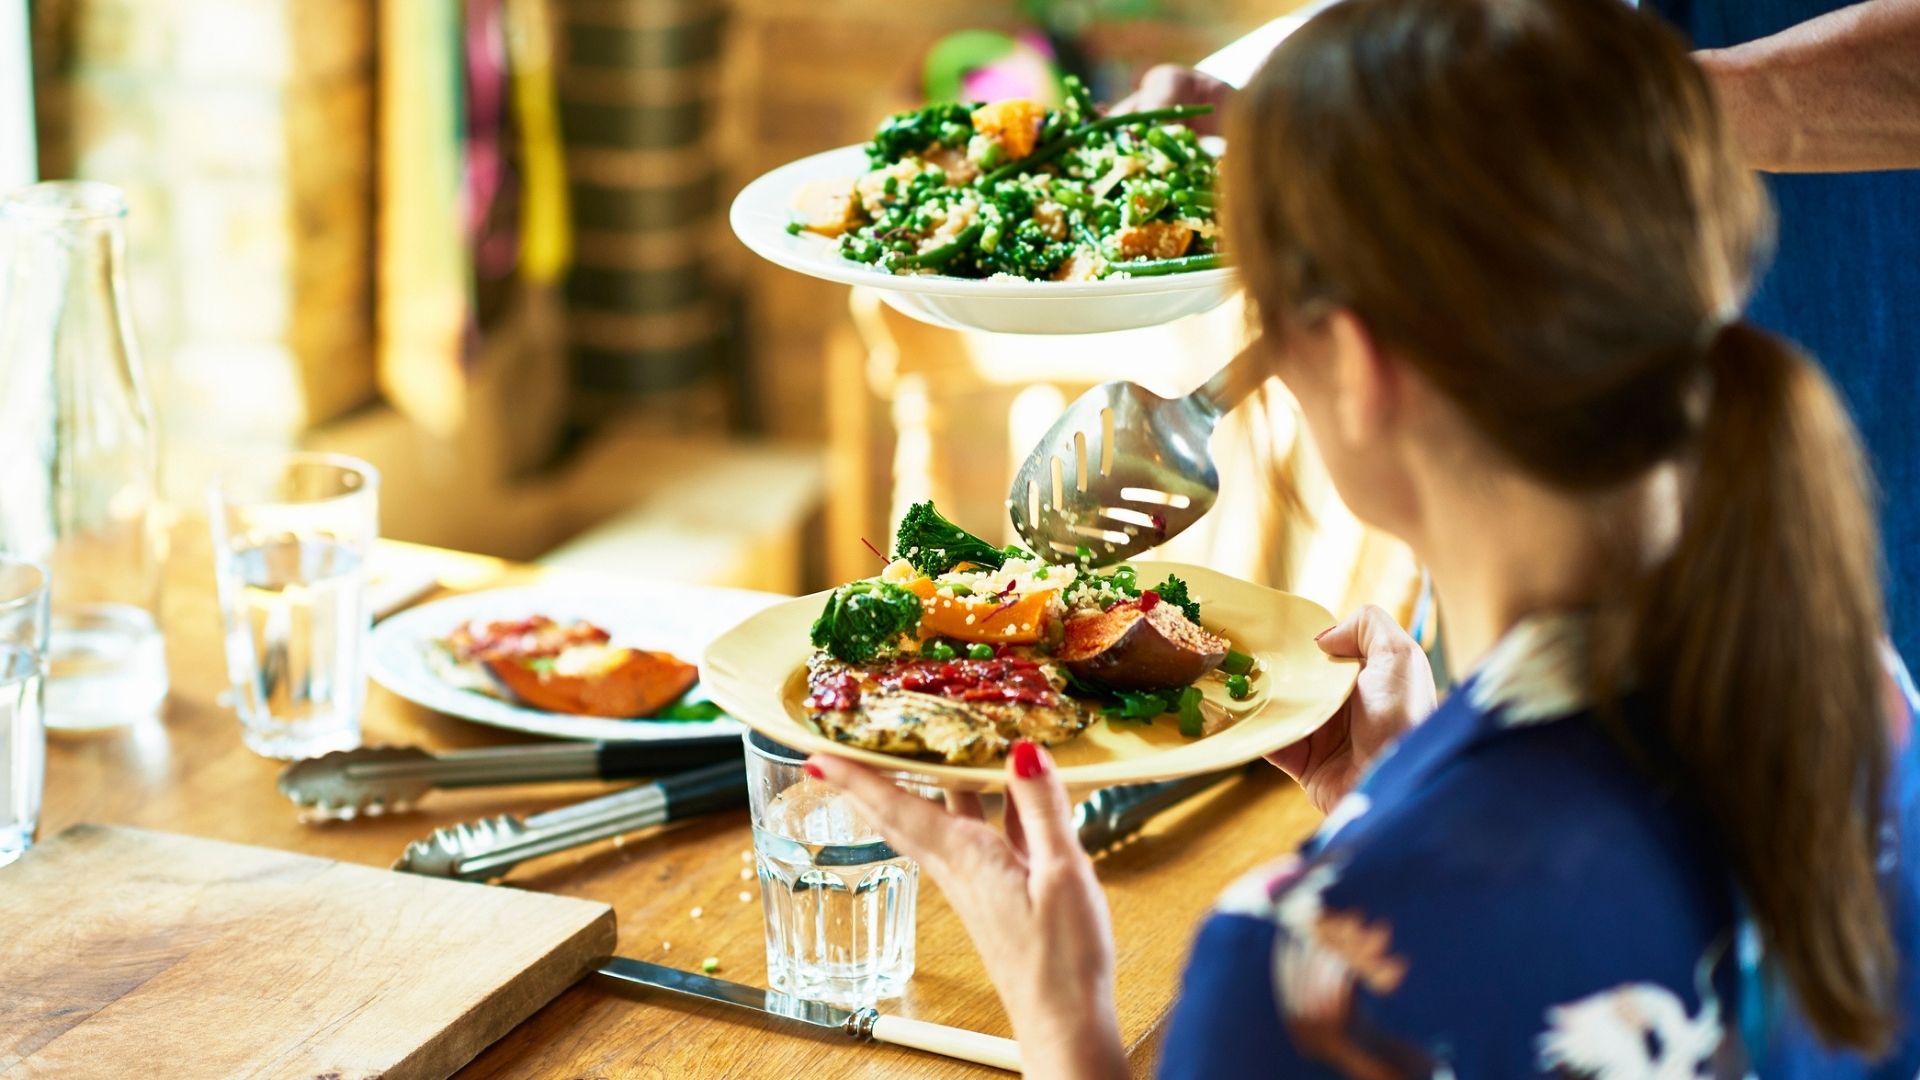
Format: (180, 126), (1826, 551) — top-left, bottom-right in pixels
(1150, 575), (1201, 622)
(525, 656), (556, 673)
(654, 699), (726, 721)
(810, 580), (923, 664)
(1072, 671), (1207, 739)
(1104, 689), (1173, 721)
(866, 103), (976, 167)
(893, 501), (1009, 576)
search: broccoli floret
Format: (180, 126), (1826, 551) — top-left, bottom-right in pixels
(866, 103), (977, 167)
(891, 501), (1008, 576)
(810, 580), (922, 664)
(1150, 575), (1202, 622)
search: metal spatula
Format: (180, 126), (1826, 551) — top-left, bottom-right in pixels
(1009, 345), (1266, 566)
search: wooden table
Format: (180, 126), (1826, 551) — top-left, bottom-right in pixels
(37, 533), (1323, 1078)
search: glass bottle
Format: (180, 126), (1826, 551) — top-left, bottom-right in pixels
(0, 181), (168, 728)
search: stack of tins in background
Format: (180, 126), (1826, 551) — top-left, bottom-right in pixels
(555, 0), (735, 429)
(28, 0), (377, 502)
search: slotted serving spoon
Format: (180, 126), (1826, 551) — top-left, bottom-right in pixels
(1009, 345), (1266, 566)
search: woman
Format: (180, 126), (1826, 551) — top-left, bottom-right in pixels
(809, 0), (1920, 1075)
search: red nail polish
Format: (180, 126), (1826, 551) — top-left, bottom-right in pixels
(1010, 740), (1045, 779)
(804, 760), (825, 780)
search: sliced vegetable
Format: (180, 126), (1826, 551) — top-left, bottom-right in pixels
(1221, 649), (1255, 676)
(1175, 686), (1205, 737)
(904, 577), (1057, 645)
(1057, 598), (1227, 691)
(485, 648), (698, 719)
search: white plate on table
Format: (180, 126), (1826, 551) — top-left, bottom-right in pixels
(729, 142), (1236, 336)
(369, 581), (784, 742)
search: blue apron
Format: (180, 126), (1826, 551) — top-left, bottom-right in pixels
(1649, 0), (1920, 667)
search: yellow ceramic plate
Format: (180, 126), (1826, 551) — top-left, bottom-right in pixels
(700, 563), (1357, 791)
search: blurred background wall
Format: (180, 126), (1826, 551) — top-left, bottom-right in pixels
(16, 0), (1418, 624)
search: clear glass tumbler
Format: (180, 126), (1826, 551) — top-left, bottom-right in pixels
(209, 453), (378, 759)
(0, 559), (49, 868)
(747, 730), (920, 1006)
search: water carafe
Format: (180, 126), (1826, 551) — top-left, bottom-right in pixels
(0, 181), (168, 728)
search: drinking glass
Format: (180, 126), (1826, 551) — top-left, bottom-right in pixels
(209, 453), (378, 759)
(747, 730), (920, 1006)
(0, 559), (49, 868)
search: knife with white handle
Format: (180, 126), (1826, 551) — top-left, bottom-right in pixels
(597, 956), (1022, 1072)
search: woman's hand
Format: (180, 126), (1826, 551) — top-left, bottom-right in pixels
(1268, 605), (1436, 812)
(1113, 64), (1235, 135)
(807, 741), (1128, 1080)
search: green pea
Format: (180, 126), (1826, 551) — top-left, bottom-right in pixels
(925, 641), (957, 661)
(1225, 673), (1252, 700)
(967, 643), (995, 660)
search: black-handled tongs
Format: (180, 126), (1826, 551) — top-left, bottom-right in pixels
(391, 758), (749, 881)
(278, 737), (741, 817)
(393, 760), (1247, 882)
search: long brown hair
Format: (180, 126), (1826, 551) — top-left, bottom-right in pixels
(1226, 0), (1895, 1051)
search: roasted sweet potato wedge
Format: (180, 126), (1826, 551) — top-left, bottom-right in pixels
(486, 647), (698, 718)
(1057, 597), (1227, 691)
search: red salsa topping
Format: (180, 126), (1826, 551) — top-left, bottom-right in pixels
(807, 656), (1060, 712)
(806, 666), (864, 712)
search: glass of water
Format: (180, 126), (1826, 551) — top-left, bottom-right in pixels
(209, 453), (378, 759)
(747, 730), (920, 1006)
(0, 559), (49, 868)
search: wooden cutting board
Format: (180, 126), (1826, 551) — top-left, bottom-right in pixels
(0, 825), (617, 1079)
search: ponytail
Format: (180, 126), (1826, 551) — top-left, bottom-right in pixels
(1609, 321), (1894, 1049)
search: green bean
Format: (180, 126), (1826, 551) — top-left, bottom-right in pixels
(978, 104), (1215, 187)
(1147, 126), (1190, 166)
(892, 224), (983, 269)
(1100, 252), (1224, 278)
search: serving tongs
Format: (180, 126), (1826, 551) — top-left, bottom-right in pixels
(1074, 766), (1241, 853)
(396, 759), (1242, 883)
(278, 736), (740, 819)
(394, 759), (748, 881)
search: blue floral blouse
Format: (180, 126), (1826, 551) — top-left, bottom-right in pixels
(1160, 615), (1920, 1078)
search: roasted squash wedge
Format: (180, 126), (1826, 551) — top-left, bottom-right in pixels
(902, 577), (1055, 645)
